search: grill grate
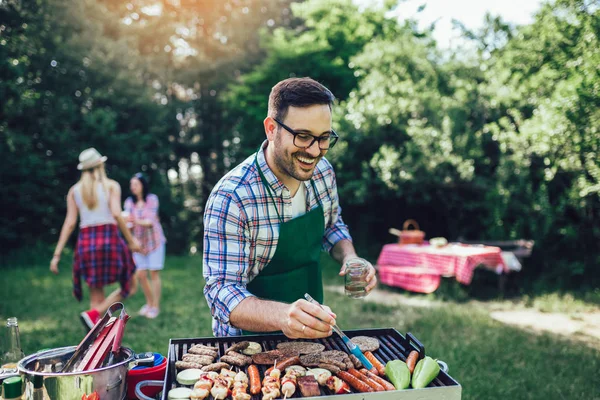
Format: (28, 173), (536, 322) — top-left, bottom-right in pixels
(162, 328), (460, 400)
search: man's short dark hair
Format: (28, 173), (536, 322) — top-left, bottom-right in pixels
(268, 77), (335, 121)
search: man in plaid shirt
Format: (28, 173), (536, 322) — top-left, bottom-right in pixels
(203, 77), (377, 337)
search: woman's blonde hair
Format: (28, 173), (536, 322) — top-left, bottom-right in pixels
(79, 163), (109, 209)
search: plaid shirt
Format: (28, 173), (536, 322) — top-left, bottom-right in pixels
(203, 141), (352, 336)
(124, 194), (166, 255)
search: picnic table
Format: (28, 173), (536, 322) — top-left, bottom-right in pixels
(376, 242), (508, 293)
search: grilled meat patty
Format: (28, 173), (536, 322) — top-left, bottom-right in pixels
(350, 336), (380, 352)
(252, 350), (292, 365)
(299, 353), (322, 367)
(276, 341), (325, 355)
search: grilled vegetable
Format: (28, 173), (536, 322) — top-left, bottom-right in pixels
(285, 365), (306, 376)
(306, 368), (332, 386)
(241, 342), (262, 355)
(168, 387), (193, 399)
(411, 356), (440, 389)
(384, 360), (410, 390)
(177, 369), (204, 385)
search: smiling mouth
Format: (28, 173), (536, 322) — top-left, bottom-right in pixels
(296, 155), (317, 168)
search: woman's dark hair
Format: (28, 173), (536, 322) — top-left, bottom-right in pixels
(268, 77), (335, 121)
(129, 172), (150, 202)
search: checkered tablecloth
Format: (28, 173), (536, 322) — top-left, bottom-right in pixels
(376, 243), (507, 288)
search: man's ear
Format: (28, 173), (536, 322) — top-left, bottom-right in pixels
(264, 116), (277, 141)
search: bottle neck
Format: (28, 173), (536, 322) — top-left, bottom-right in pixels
(6, 323), (22, 351)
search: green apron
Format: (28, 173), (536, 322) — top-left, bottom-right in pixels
(244, 151), (324, 334)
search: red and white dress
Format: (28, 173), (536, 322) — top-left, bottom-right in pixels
(72, 183), (136, 301)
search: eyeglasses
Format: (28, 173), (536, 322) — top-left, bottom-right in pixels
(273, 118), (339, 150)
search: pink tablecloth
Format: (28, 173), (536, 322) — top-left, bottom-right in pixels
(377, 243), (507, 287)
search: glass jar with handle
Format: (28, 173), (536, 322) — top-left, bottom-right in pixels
(344, 258), (369, 299)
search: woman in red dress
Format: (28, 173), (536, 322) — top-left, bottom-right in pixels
(50, 148), (141, 330)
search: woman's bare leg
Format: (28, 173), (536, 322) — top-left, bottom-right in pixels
(94, 278), (138, 315)
(137, 270), (154, 308)
(150, 270), (161, 309)
(89, 287), (105, 310)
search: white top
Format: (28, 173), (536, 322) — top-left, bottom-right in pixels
(73, 182), (116, 228)
(291, 183), (307, 218)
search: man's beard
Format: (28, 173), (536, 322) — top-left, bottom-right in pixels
(273, 137), (321, 182)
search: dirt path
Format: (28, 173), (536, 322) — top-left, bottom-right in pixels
(325, 285), (600, 348)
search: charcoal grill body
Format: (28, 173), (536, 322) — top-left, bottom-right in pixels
(163, 328), (461, 400)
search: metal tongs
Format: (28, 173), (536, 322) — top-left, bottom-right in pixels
(304, 293), (374, 370)
(62, 302), (129, 372)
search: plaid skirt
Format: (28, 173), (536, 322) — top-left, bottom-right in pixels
(73, 224), (136, 301)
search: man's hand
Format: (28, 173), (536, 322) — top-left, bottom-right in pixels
(282, 299), (337, 339)
(339, 256), (377, 295)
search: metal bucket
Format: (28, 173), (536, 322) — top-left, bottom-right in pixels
(17, 346), (135, 400)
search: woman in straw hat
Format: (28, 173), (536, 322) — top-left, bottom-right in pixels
(50, 148), (141, 330)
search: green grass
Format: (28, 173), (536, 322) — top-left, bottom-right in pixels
(1, 254), (599, 400)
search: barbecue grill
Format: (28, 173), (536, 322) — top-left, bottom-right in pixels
(159, 328), (461, 400)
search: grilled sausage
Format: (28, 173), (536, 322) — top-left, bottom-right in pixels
(220, 355), (248, 367)
(200, 362), (230, 372)
(265, 356), (301, 375)
(190, 344), (219, 352)
(248, 365), (261, 395)
(227, 351), (253, 365)
(188, 347), (218, 358)
(318, 363), (341, 375)
(405, 351), (419, 374)
(349, 354), (362, 369)
(348, 368), (384, 392)
(182, 354), (215, 365)
(364, 351), (386, 376)
(337, 371), (373, 393)
(226, 341), (249, 355)
(343, 357), (354, 370)
(320, 358), (346, 370)
(176, 360), (204, 370)
(359, 369), (395, 391)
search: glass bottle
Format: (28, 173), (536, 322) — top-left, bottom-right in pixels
(344, 258), (369, 299)
(1, 318), (25, 373)
(2, 376), (24, 400)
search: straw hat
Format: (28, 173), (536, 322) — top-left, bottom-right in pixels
(77, 148), (107, 170)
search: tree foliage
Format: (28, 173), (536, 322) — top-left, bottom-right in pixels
(1, 0), (598, 288)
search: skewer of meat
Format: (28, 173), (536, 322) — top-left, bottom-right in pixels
(232, 370), (251, 400)
(262, 363), (281, 400)
(281, 366), (303, 398)
(211, 368), (236, 400)
(191, 371), (218, 400)
(325, 376), (351, 394)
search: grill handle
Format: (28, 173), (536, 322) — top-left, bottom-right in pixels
(135, 380), (164, 400)
(437, 360), (449, 373)
(406, 332), (425, 359)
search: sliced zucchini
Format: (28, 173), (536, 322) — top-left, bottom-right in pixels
(306, 368), (332, 379)
(285, 365), (306, 376)
(241, 341), (262, 355)
(168, 387), (193, 400)
(176, 368), (203, 385)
